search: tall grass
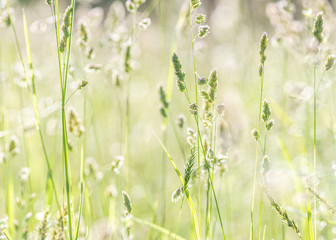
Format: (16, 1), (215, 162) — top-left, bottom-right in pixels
(2, 0), (336, 239)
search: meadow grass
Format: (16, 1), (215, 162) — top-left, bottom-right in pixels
(2, 0), (336, 239)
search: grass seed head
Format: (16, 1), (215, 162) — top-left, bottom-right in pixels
(198, 76), (207, 85)
(266, 119), (274, 130)
(208, 69), (217, 89)
(198, 25), (210, 38)
(184, 146), (196, 190)
(78, 23), (89, 49)
(139, 18), (151, 30)
(262, 99), (271, 122)
(259, 32), (268, 65)
(195, 14), (206, 24)
(172, 186), (183, 203)
(325, 55), (335, 71)
(267, 194), (302, 239)
(60, 5), (73, 53)
(172, 53), (186, 89)
(176, 114), (186, 128)
(124, 44), (132, 73)
(122, 191), (132, 215)
(313, 12), (324, 44)
(258, 63), (263, 77)
(251, 128), (260, 141)
(189, 103), (198, 116)
(126, 0), (137, 13)
(38, 208), (50, 240)
(191, 0), (201, 9)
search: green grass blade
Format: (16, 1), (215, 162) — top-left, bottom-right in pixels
(22, 9), (61, 211)
(132, 216), (186, 240)
(2, 229), (13, 240)
(155, 134), (200, 240)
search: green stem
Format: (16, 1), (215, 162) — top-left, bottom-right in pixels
(61, 0), (77, 238)
(182, 90), (226, 239)
(313, 63), (317, 240)
(22, 9), (61, 211)
(189, 5), (202, 234)
(75, 91), (86, 240)
(250, 65), (264, 240)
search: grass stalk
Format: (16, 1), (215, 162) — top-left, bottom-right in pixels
(156, 135), (201, 239)
(313, 63), (317, 240)
(59, 0), (77, 238)
(189, 4), (202, 234)
(22, 9), (61, 211)
(75, 90), (86, 240)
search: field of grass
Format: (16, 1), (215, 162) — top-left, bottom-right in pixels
(1, 0), (336, 239)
